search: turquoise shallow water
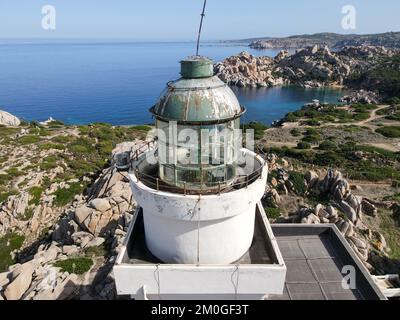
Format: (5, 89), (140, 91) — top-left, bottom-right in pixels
(0, 41), (343, 125)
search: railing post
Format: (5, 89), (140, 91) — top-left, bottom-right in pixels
(184, 182), (186, 196)
(218, 182), (221, 195)
(156, 178), (160, 191)
(246, 175), (249, 188)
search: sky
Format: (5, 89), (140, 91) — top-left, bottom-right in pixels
(0, 0), (399, 41)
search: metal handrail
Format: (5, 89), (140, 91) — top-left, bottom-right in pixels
(133, 165), (264, 196)
(130, 140), (157, 163)
(129, 140), (265, 195)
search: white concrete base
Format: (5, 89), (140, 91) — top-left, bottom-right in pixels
(113, 204), (287, 300)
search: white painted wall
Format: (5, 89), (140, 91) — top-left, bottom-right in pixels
(129, 149), (268, 264)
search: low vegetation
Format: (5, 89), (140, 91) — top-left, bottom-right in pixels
(0, 233), (25, 272)
(53, 257), (93, 275)
(265, 207), (281, 220)
(241, 122), (269, 140)
(53, 182), (87, 207)
(375, 126), (400, 138)
(284, 103), (377, 124)
(267, 141), (400, 182)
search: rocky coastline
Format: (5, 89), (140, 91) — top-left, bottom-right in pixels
(248, 32), (400, 50)
(1, 73), (400, 299)
(215, 45), (398, 101)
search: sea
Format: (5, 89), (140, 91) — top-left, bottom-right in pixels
(0, 40), (344, 125)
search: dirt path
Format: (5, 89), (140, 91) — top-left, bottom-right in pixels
(357, 105), (388, 127)
(319, 105), (389, 129)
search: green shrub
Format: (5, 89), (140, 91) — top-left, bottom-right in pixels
(265, 207), (281, 219)
(53, 182), (86, 207)
(29, 186), (44, 205)
(52, 135), (73, 144)
(285, 112), (298, 122)
(297, 142), (311, 150)
(67, 138), (96, 154)
(304, 119), (320, 126)
(290, 128), (302, 137)
(18, 135), (41, 145)
(376, 107), (392, 116)
(40, 155), (59, 171)
(38, 143), (65, 151)
(352, 104), (377, 112)
(47, 120), (65, 128)
(352, 112), (370, 121)
(376, 126), (400, 138)
(96, 141), (114, 157)
(302, 135), (320, 144)
(78, 126), (90, 136)
(289, 171), (307, 195)
(386, 112), (400, 121)
(241, 122), (269, 140)
(6, 167), (25, 177)
(319, 140), (337, 151)
(53, 257), (93, 275)
(21, 207), (34, 221)
(131, 125), (152, 132)
(314, 151), (344, 167)
(0, 233), (25, 272)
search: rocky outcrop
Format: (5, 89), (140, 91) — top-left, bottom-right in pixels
(73, 171), (135, 237)
(0, 142), (139, 300)
(0, 110), (20, 126)
(266, 166), (383, 265)
(248, 32), (400, 50)
(339, 90), (380, 104)
(215, 46), (398, 90)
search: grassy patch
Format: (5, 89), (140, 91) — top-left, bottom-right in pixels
(376, 126), (400, 138)
(21, 207), (34, 221)
(53, 257), (93, 275)
(53, 182), (86, 207)
(131, 125), (152, 132)
(297, 142), (311, 150)
(0, 233), (25, 272)
(29, 186), (44, 205)
(67, 137), (96, 154)
(5, 167), (25, 178)
(18, 135), (41, 145)
(38, 143), (65, 151)
(383, 193), (400, 202)
(39, 155), (60, 171)
(289, 171), (307, 196)
(318, 140), (337, 151)
(52, 135), (73, 144)
(290, 128), (302, 137)
(0, 187), (18, 204)
(265, 207), (281, 219)
(377, 209), (400, 259)
(241, 122), (269, 140)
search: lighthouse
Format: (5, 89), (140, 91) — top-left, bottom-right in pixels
(132, 56), (267, 265)
(113, 56), (287, 300)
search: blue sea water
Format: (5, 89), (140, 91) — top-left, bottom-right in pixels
(0, 41), (343, 125)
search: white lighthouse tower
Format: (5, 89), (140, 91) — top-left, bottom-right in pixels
(114, 57), (286, 300)
(132, 56), (267, 265)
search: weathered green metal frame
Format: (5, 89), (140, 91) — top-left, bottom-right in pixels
(150, 105), (246, 125)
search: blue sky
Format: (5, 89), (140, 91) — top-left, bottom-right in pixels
(0, 0), (399, 40)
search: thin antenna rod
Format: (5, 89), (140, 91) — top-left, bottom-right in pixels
(196, 0), (207, 56)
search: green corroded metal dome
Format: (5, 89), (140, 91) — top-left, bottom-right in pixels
(151, 56), (244, 124)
